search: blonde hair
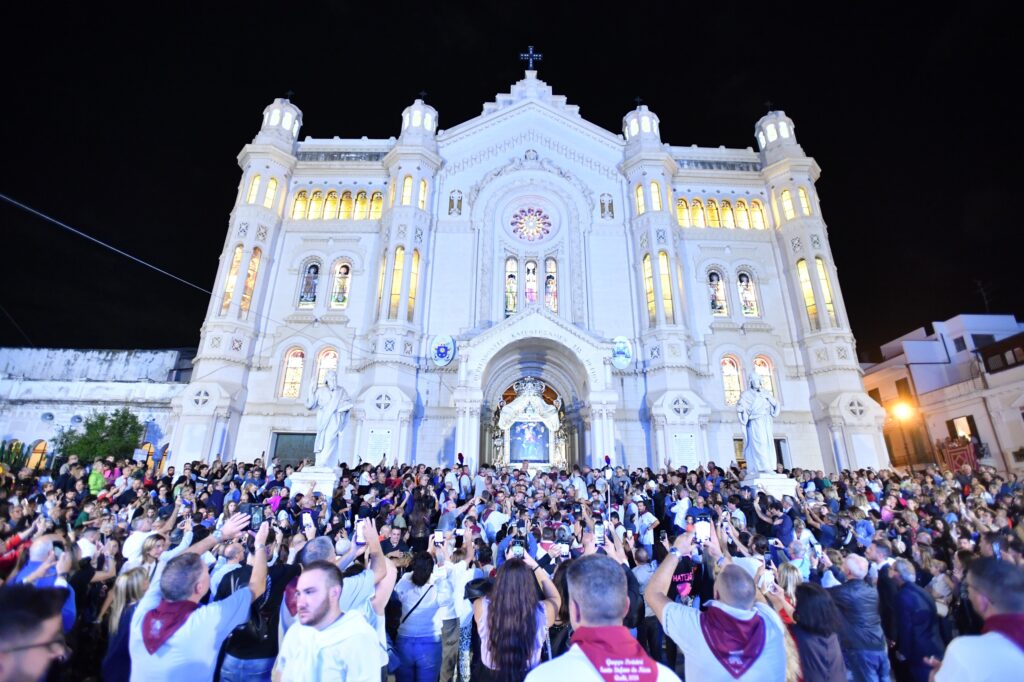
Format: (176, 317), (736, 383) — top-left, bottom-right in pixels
(141, 534), (166, 563)
(108, 567), (150, 635)
(778, 562), (802, 603)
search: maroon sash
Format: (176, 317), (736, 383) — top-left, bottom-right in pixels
(699, 605), (767, 679)
(983, 613), (1024, 653)
(571, 625), (658, 682)
(141, 599), (198, 653)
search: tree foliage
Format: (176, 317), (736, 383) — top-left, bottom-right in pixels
(52, 407), (144, 461)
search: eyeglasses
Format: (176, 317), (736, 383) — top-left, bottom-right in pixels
(1, 635), (70, 659)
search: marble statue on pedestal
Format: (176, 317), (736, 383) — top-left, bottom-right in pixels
(737, 375), (781, 476)
(305, 370), (354, 468)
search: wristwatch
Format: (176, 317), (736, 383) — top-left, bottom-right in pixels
(213, 529), (224, 541)
(669, 547), (682, 558)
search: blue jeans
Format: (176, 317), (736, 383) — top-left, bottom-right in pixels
(396, 635), (442, 682)
(843, 648), (891, 682)
(219, 654), (275, 682)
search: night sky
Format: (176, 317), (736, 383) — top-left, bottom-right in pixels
(2, 4), (1020, 360)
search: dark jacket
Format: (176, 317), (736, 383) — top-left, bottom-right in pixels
(791, 625), (847, 682)
(894, 582), (944, 663)
(828, 578), (886, 651)
(876, 562), (899, 640)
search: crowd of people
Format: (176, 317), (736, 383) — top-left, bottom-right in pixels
(1, 451), (1023, 682)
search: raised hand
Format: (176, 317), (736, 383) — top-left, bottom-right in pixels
(221, 512), (251, 541)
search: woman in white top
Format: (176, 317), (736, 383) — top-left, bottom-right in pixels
(394, 551), (453, 682)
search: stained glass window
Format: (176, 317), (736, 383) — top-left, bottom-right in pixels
(246, 174), (261, 204)
(816, 257), (837, 326)
(401, 176), (413, 206)
(220, 245), (243, 316)
(263, 178), (278, 210)
(737, 272), (759, 317)
(388, 247), (404, 319)
(676, 198), (689, 227)
(635, 185), (646, 215)
(407, 250), (420, 322)
(316, 348), (338, 388)
(721, 356), (743, 406)
(721, 200), (735, 229)
(324, 191), (339, 220)
(418, 179), (428, 210)
(753, 356), (776, 398)
(280, 348), (305, 398)
(751, 200), (767, 230)
(544, 258), (558, 313)
(781, 189), (796, 220)
(449, 190), (463, 216)
(797, 259), (819, 330)
(504, 257), (518, 317)
(798, 187), (813, 216)
(691, 199), (706, 228)
(650, 181), (662, 211)
(735, 200), (750, 229)
(291, 191), (308, 220)
(709, 271), (728, 316)
(308, 191), (324, 220)
(600, 194), (614, 219)
(298, 262), (320, 309)
(707, 199), (721, 227)
(369, 192), (383, 219)
(340, 191), (353, 220)
(643, 254), (656, 326)
(330, 263), (351, 309)
(240, 248), (262, 320)
(510, 208), (552, 241)
(525, 261), (538, 304)
(354, 192), (368, 220)
(659, 251), (674, 324)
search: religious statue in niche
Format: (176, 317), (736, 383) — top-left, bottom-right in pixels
(330, 263), (351, 309)
(298, 263), (319, 308)
(525, 261), (538, 304)
(544, 273), (557, 312)
(505, 272), (518, 317)
(738, 272), (759, 317)
(709, 271), (728, 316)
(305, 369), (354, 469)
(510, 421), (549, 462)
(737, 375), (780, 476)
(599, 193), (614, 219)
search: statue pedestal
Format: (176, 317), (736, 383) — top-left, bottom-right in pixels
(743, 473), (798, 501)
(288, 466), (338, 497)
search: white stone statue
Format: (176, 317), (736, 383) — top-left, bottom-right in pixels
(737, 375), (781, 476)
(305, 370), (354, 468)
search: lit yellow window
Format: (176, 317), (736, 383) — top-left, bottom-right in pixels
(323, 191), (339, 220)
(407, 249), (420, 322)
(239, 247), (262, 320)
(340, 191), (353, 220)
(721, 356), (742, 405)
(816, 257), (837, 326)
(659, 251), (674, 324)
(780, 190), (796, 220)
(263, 178), (278, 209)
(635, 185), (646, 215)
(751, 201), (766, 230)
(676, 198), (690, 227)
(376, 251), (387, 318)
(308, 191), (324, 220)
(280, 348), (305, 398)
(388, 247), (405, 319)
(720, 200), (735, 228)
(401, 176), (413, 206)
(418, 179), (428, 210)
(691, 199), (706, 227)
(735, 200), (750, 229)
(650, 181), (662, 211)
(369, 192), (383, 219)
(269, 109), (281, 127)
(798, 187), (813, 216)
(388, 181), (396, 207)
(354, 192), (369, 220)
(753, 356), (776, 398)
(220, 245), (243, 315)
(642, 254), (655, 326)
(246, 174), (261, 204)
(291, 191), (308, 220)
(706, 199), (721, 227)
(797, 259), (819, 331)
(315, 348), (338, 388)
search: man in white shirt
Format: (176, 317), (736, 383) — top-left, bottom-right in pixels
(635, 500), (659, 556)
(273, 560), (380, 682)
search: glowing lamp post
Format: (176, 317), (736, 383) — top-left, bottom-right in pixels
(891, 401), (917, 472)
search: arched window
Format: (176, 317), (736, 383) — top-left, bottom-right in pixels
(263, 178), (278, 210)
(735, 200), (750, 229)
(544, 258), (558, 313)
(246, 174), (261, 204)
(780, 189), (796, 220)
(353, 191), (369, 220)
(220, 244), (243, 315)
(753, 356), (777, 398)
(676, 198), (690, 227)
(766, 124), (778, 143)
(504, 257), (518, 317)
(388, 181), (396, 207)
(816, 257), (838, 326)
(599, 193), (614, 219)
(239, 247), (261, 319)
(330, 262), (351, 309)
(291, 191), (308, 220)
(691, 199), (706, 227)
(388, 247), (405, 319)
(282, 111), (293, 130)
(401, 176), (413, 205)
(298, 262), (320, 309)
(779, 121), (791, 138)
(750, 200), (767, 229)
(369, 192), (384, 219)
(407, 249), (420, 322)
(634, 185), (646, 215)
(796, 259), (820, 331)
(315, 348), (339, 388)
(659, 251), (674, 324)
(721, 356), (743, 406)
(280, 348), (305, 399)
(706, 199), (721, 227)
(650, 181), (663, 211)
(737, 271), (759, 317)
(269, 109), (281, 127)
(376, 251), (387, 319)
(449, 190), (464, 216)
(340, 191), (354, 220)
(720, 200), (735, 228)
(642, 254), (656, 326)
(418, 179), (428, 210)
(708, 270), (728, 316)
(323, 191), (339, 220)
(307, 191), (324, 220)
(524, 261), (538, 304)
(798, 186), (813, 216)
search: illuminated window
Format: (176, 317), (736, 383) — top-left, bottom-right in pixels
(735, 200), (750, 229)
(524, 260), (538, 304)
(308, 191), (324, 220)
(292, 121), (299, 138)
(323, 191), (339, 220)
(340, 191), (353, 220)
(388, 181), (396, 207)
(412, 109), (422, 127)
(407, 249), (420, 322)
(780, 190), (796, 220)
(246, 174), (261, 204)
(816, 257), (837, 326)
(706, 199), (721, 227)
(369, 191), (383, 219)
(635, 185), (646, 215)
(751, 200), (767, 230)
(798, 187), (813, 216)
(737, 271), (759, 317)
(721, 200), (735, 228)
(220, 245), (243, 315)
(708, 270), (728, 316)
(779, 121), (790, 138)
(691, 199), (706, 227)
(676, 198), (690, 227)
(629, 118), (639, 137)
(766, 124), (778, 142)
(650, 181), (662, 211)
(263, 178), (278, 209)
(388, 247), (405, 319)
(757, 131), (766, 148)
(298, 262), (320, 309)
(376, 251), (387, 319)
(721, 356), (743, 406)
(269, 109), (281, 127)
(280, 348), (305, 399)
(641, 116), (651, 133)
(511, 207), (552, 241)
(315, 347), (338, 388)
(797, 259), (819, 331)
(402, 112), (410, 130)
(354, 192), (368, 220)
(659, 251), (674, 324)
(753, 356), (776, 398)
(401, 176), (413, 205)
(282, 111), (293, 130)
(642, 254), (656, 326)
(424, 113), (434, 131)
(418, 179), (428, 210)
(544, 258), (558, 313)
(239, 247), (262, 320)
(504, 257), (518, 317)
(291, 191), (308, 220)
(330, 262), (351, 309)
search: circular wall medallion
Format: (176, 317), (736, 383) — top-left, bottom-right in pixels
(510, 207), (552, 241)
(611, 336), (634, 370)
(430, 335), (456, 367)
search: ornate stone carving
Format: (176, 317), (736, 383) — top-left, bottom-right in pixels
(210, 336), (221, 349)
(836, 345), (849, 360)
(375, 394), (392, 411)
(256, 225), (268, 241)
(404, 341), (413, 355)
(650, 345), (661, 360)
(237, 222), (249, 237)
(414, 226), (423, 243)
(810, 234), (822, 249)
(193, 389), (210, 407)
(848, 399), (866, 417)
(384, 339), (395, 352)
(231, 338), (243, 352)
(815, 348), (827, 362)
(791, 237), (802, 253)
(672, 397), (691, 416)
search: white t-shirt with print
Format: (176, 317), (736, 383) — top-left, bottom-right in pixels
(276, 610), (381, 682)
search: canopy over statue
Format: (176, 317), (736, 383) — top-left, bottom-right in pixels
(305, 370), (354, 468)
(737, 375), (781, 477)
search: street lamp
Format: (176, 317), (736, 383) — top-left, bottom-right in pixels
(891, 401), (917, 472)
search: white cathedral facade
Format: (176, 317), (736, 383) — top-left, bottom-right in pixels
(167, 70), (888, 474)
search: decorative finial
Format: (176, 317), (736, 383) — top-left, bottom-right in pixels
(285, 89), (295, 101)
(634, 96), (644, 108)
(418, 90), (428, 101)
(519, 45), (543, 70)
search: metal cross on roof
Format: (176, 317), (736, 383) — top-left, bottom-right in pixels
(519, 45), (543, 70)
(634, 96), (644, 107)
(418, 90), (428, 100)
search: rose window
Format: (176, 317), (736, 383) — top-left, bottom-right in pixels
(510, 207), (552, 241)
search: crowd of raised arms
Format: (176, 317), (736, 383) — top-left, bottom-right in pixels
(1, 452), (1023, 682)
